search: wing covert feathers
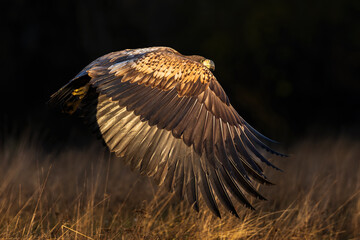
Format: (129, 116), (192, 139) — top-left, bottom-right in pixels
(52, 47), (284, 217)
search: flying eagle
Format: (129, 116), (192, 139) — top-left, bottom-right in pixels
(50, 47), (285, 218)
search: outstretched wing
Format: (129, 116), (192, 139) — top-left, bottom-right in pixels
(52, 47), (284, 218)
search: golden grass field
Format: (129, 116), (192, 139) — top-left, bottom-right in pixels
(0, 131), (359, 239)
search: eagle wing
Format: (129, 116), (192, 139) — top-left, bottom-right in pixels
(52, 47), (284, 218)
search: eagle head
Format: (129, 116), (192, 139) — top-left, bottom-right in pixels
(202, 59), (215, 71)
(188, 55), (215, 71)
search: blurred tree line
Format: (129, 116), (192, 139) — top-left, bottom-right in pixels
(1, 0), (359, 144)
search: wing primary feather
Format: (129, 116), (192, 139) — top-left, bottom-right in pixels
(154, 132), (180, 186)
(90, 73), (115, 88)
(147, 90), (180, 127)
(226, 159), (269, 199)
(139, 128), (164, 175)
(145, 129), (175, 177)
(157, 94), (186, 129)
(96, 96), (115, 116)
(173, 100), (201, 139)
(132, 87), (164, 116)
(191, 106), (208, 153)
(182, 103), (205, 147)
(152, 131), (174, 185)
(112, 83), (145, 105)
(129, 123), (158, 171)
(135, 88), (169, 123)
(223, 122), (249, 179)
(97, 97), (127, 125)
(163, 139), (182, 192)
(241, 119), (279, 144)
(213, 118), (230, 166)
(106, 111), (138, 152)
(143, 89), (177, 126)
(232, 127), (265, 175)
(134, 125), (158, 174)
(203, 114), (217, 168)
(217, 166), (255, 210)
(92, 74), (121, 91)
(97, 109), (126, 136)
(129, 88), (164, 116)
(190, 149), (200, 211)
(99, 107), (130, 143)
(186, 76), (202, 96)
(147, 130), (172, 177)
(174, 146), (185, 200)
(232, 127), (274, 184)
(117, 84), (151, 107)
(121, 120), (148, 165)
(121, 118), (149, 167)
(153, 161), (168, 186)
(112, 114), (142, 156)
(217, 119), (267, 199)
(239, 128), (282, 171)
(184, 147), (199, 211)
(163, 96), (193, 130)
(165, 96), (196, 131)
(208, 79), (230, 105)
(209, 166), (239, 218)
(196, 156), (221, 218)
(241, 158), (274, 185)
(100, 79), (138, 100)
(163, 159), (178, 193)
(243, 126), (288, 157)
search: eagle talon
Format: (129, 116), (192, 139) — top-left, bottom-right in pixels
(72, 86), (89, 99)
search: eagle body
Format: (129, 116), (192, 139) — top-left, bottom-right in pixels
(50, 47), (284, 218)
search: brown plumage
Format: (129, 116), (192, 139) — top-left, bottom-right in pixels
(50, 46), (285, 218)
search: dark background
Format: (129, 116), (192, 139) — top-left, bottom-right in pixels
(1, 0), (359, 147)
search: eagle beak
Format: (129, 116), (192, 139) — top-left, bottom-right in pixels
(203, 59), (215, 71)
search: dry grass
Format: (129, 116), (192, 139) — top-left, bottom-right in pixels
(0, 131), (359, 239)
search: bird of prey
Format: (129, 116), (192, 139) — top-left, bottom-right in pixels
(50, 46), (285, 218)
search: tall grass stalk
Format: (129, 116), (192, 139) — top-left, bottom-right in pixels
(0, 132), (358, 239)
